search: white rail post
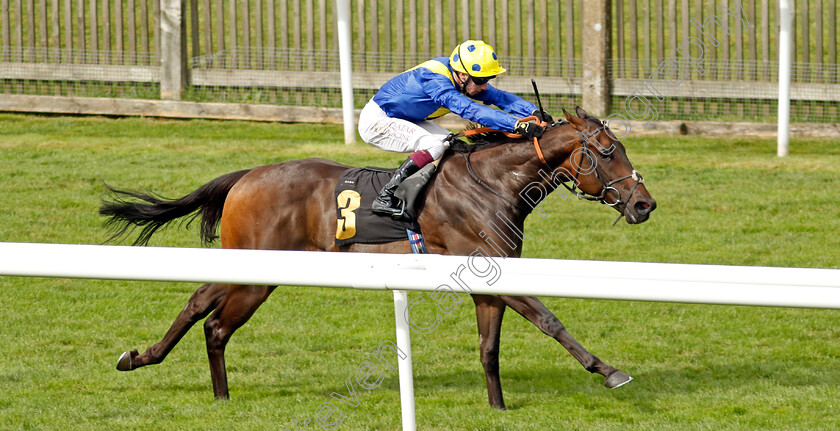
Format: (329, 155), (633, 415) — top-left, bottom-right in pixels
(335, 0), (356, 145)
(777, 0), (792, 157)
(392, 290), (417, 431)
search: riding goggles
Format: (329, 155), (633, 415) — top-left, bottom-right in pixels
(470, 75), (495, 85)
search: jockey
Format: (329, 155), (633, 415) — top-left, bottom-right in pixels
(358, 40), (552, 218)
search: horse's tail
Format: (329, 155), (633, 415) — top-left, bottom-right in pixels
(100, 169), (252, 246)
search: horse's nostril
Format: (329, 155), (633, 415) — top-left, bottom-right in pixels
(635, 200), (655, 215)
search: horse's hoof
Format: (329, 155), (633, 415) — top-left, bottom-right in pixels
(116, 350), (138, 371)
(604, 371), (633, 389)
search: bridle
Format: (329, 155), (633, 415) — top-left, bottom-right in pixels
(564, 127), (645, 205)
(454, 120), (646, 225)
(561, 125), (646, 225)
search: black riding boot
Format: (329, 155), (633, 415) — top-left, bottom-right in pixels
(371, 156), (422, 217)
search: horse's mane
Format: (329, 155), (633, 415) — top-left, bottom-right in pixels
(449, 120), (570, 155)
(582, 113), (606, 126)
(448, 123), (509, 154)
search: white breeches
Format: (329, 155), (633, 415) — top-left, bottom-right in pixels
(358, 99), (451, 160)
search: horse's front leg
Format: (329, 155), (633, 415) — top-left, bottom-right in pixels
(500, 295), (632, 389)
(472, 295), (507, 410)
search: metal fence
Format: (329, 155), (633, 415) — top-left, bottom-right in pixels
(1, 0), (839, 123)
(610, 0), (840, 123)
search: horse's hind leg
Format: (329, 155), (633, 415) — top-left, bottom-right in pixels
(117, 283), (227, 371)
(473, 295), (507, 410)
(203, 284), (275, 399)
(500, 295), (632, 389)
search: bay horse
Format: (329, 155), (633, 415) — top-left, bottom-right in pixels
(101, 107), (656, 410)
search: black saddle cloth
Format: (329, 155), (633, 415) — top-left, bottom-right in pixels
(334, 167), (421, 247)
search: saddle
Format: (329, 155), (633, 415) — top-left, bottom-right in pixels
(333, 164), (435, 247)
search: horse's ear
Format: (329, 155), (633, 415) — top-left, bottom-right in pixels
(562, 108), (573, 122)
(564, 108), (585, 130)
(575, 106), (588, 119)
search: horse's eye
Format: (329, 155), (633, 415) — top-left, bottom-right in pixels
(599, 151), (613, 160)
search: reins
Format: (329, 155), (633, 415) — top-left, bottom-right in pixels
(449, 116), (549, 213)
(457, 115), (550, 165)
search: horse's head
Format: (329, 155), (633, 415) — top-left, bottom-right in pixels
(546, 106), (657, 224)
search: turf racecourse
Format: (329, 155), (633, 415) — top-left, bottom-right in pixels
(0, 113), (837, 430)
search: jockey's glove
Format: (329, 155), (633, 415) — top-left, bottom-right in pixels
(514, 120), (545, 139)
(532, 109), (554, 125)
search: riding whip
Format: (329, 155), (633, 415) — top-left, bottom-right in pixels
(531, 79), (550, 124)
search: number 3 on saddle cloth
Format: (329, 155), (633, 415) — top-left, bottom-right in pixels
(334, 165), (435, 252)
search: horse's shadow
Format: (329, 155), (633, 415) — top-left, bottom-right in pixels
(126, 355), (836, 416)
(405, 358), (838, 411)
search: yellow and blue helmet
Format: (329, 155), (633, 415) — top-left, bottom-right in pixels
(449, 40), (507, 78)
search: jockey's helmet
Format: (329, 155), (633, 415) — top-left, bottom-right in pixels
(449, 40), (507, 78)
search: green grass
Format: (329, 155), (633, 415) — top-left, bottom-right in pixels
(0, 113), (838, 430)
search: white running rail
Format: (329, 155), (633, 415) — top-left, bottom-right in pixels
(2, 242), (839, 431)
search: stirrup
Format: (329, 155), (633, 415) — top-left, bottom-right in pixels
(371, 198), (406, 219)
